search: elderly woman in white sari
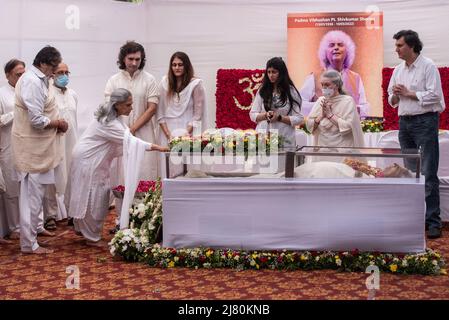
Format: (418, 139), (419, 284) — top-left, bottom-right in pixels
(305, 70), (364, 161)
(67, 88), (168, 247)
(157, 52), (206, 177)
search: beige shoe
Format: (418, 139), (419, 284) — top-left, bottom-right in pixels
(85, 239), (108, 248)
(0, 237), (12, 244)
(22, 247), (54, 254)
(8, 231), (20, 240)
(38, 230), (55, 237)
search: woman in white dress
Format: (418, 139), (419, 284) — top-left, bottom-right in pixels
(305, 70), (365, 162)
(249, 57), (304, 151)
(157, 52), (206, 177)
(67, 88), (168, 246)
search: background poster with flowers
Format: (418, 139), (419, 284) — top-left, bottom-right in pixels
(216, 68), (449, 131)
(215, 69), (264, 129)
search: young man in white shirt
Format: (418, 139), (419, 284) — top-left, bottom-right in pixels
(388, 30), (446, 239)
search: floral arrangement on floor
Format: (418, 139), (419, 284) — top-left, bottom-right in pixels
(361, 118), (384, 133)
(112, 180), (159, 198)
(168, 129), (286, 155)
(142, 245), (446, 275)
(108, 180), (446, 275)
(109, 179), (162, 261)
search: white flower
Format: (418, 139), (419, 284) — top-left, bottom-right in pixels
(402, 260), (408, 267)
(148, 223), (156, 231)
(432, 260), (438, 266)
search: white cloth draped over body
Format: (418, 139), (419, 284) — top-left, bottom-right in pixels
(300, 69), (370, 118)
(157, 76), (205, 178)
(67, 118), (151, 240)
(48, 83), (78, 220)
(249, 86), (304, 150)
(105, 70), (160, 182)
(306, 95), (365, 162)
(0, 83), (20, 234)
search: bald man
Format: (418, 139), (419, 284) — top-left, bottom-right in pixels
(44, 62), (78, 230)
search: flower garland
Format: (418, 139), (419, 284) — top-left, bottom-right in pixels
(143, 245), (446, 275)
(109, 179), (163, 261)
(168, 129), (285, 155)
(361, 118), (384, 133)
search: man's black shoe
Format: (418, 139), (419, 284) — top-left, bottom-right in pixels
(427, 228), (442, 239)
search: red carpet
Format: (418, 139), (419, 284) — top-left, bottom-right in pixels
(1, 211), (448, 300)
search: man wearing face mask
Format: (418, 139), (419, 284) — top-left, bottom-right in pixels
(42, 62), (78, 230)
(305, 70), (364, 161)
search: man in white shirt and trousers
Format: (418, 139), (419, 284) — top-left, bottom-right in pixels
(0, 59), (25, 240)
(11, 46), (69, 254)
(105, 41), (160, 233)
(45, 62), (79, 229)
(388, 30), (446, 239)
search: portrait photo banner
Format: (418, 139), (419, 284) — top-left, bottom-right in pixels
(287, 11), (384, 117)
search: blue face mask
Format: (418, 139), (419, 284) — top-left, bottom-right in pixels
(55, 74), (69, 88)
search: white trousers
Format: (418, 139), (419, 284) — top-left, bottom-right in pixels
(19, 174), (51, 251)
(2, 194), (20, 234)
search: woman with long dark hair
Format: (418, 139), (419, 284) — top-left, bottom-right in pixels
(249, 57), (303, 150)
(157, 51), (206, 176)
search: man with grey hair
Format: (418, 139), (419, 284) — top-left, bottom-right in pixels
(11, 46), (68, 254)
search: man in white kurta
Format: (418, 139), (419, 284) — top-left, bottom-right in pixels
(105, 41), (159, 181)
(46, 62), (78, 222)
(11, 46), (68, 254)
(0, 59), (25, 240)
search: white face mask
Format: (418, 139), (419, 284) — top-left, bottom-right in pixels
(322, 88), (335, 99)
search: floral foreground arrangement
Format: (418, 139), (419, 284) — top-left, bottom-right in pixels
(168, 129), (286, 155)
(361, 118), (384, 133)
(109, 181), (446, 275)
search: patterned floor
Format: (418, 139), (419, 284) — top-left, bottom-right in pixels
(1, 211), (448, 300)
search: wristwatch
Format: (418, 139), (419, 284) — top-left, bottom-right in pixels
(277, 115), (282, 122)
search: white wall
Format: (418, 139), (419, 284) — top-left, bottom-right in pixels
(0, 0), (448, 134)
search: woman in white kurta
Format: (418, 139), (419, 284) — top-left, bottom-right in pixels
(0, 59), (25, 240)
(68, 88), (167, 246)
(249, 57), (303, 151)
(305, 70), (365, 162)
(157, 52), (206, 177)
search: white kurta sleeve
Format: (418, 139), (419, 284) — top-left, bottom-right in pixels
(104, 77), (114, 102)
(146, 76), (159, 105)
(299, 73), (317, 116)
(288, 88), (304, 127)
(249, 92), (264, 123)
(189, 82), (205, 125)
(0, 110), (14, 127)
(20, 79), (50, 129)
